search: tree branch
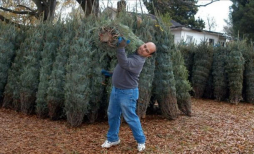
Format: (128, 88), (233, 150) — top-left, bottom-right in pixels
(157, 0), (219, 7)
(196, 0), (220, 7)
(17, 5), (36, 12)
(0, 6), (37, 16)
(0, 15), (22, 28)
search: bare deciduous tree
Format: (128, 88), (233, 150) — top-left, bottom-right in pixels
(0, 0), (99, 25)
(206, 15), (217, 31)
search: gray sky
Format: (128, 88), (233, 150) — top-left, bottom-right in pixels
(195, 0), (233, 32)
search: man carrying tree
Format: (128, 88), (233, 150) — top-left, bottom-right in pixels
(101, 37), (156, 152)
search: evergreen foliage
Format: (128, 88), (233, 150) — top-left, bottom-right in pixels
(153, 24), (178, 120)
(203, 70), (213, 99)
(2, 28), (30, 111)
(36, 23), (63, 118)
(240, 42), (254, 103)
(2, 50), (23, 110)
(0, 10), (196, 124)
(87, 47), (107, 123)
(171, 48), (192, 116)
(143, 0), (205, 29)
(64, 21), (93, 127)
(95, 52), (111, 121)
(47, 21), (76, 120)
(244, 46), (254, 103)
(191, 41), (213, 98)
(178, 43), (195, 82)
(0, 23), (16, 106)
(133, 15), (157, 118)
(231, 0), (254, 42)
(91, 19), (144, 56)
(212, 46), (228, 101)
(19, 25), (44, 114)
(225, 42), (245, 104)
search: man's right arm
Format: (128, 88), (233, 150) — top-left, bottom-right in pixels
(116, 47), (140, 74)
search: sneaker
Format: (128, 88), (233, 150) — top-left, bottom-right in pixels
(137, 143), (145, 152)
(101, 140), (120, 148)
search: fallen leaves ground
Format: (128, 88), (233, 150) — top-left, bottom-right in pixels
(0, 98), (254, 154)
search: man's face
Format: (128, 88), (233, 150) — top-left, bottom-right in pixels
(137, 42), (156, 57)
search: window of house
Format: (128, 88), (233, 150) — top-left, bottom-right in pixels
(209, 39), (214, 46)
(186, 35), (193, 44)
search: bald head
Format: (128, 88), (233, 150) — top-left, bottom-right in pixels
(146, 42), (156, 54)
(137, 42), (156, 57)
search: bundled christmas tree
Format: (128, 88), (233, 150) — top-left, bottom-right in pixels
(87, 47), (107, 123)
(47, 21), (77, 120)
(203, 69), (214, 99)
(64, 21), (94, 127)
(225, 42), (245, 104)
(212, 45), (228, 101)
(128, 15), (157, 118)
(191, 41), (213, 98)
(171, 48), (192, 116)
(95, 52), (111, 121)
(91, 19), (144, 56)
(244, 45), (254, 103)
(2, 28), (30, 110)
(0, 23), (16, 106)
(153, 23), (178, 120)
(178, 43), (196, 82)
(19, 25), (44, 114)
(238, 41), (254, 103)
(36, 23), (63, 118)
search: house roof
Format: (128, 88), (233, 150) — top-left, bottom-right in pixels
(170, 20), (184, 27)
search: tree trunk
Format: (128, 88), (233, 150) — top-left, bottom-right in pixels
(32, 0), (56, 21)
(76, 0), (99, 17)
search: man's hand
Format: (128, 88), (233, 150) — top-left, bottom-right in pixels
(101, 69), (113, 77)
(117, 37), (130, 48)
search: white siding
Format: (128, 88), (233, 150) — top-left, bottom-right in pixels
(171, 27), (226, 46)
(171, 30), (182, 44)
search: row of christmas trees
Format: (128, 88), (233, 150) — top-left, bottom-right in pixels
(1, 12), (253, 127)
(180, 41), (254, 104)
(0, 13), (191, 127)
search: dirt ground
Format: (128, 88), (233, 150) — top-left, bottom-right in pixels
(0, 98), (254, 154)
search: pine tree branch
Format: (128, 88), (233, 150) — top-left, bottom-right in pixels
(196, 0), (220, 7)
(0, 6), (37, 16)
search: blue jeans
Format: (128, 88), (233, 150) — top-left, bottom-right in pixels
(107, 86), (146, 144)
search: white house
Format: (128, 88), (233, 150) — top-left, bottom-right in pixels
(170, 20), (227, 46)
